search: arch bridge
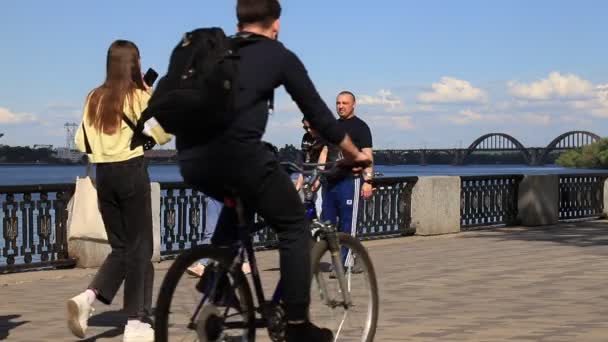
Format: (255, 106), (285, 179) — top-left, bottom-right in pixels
(377, 131), (601, 166)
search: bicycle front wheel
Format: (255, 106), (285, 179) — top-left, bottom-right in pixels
(155, 246), (256, 342)
(309, 233), (379, 342)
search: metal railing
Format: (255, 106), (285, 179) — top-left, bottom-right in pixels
(558, 175), (607, 220)
(460, 175), (522, 229)
(158, 183), (208, 259)
(2, 173), (606, 273)
(159, 178), (417, 258)
(357, 177), (417, 239)
(0, 184), (76, 273)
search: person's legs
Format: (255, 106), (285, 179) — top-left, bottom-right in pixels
(247, 165), (310, 320)
(111, 159), (155, 342)
(336, 177), (361, 266)
(118, 161), (154, 321)
(320, 182), (339, 225)
(178, 142), (332, 340)
(315, 184), (323, 218)
(88, 177), (128, 304)
(67, 164), (128, 338)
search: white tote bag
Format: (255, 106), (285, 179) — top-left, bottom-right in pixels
(66, 173), (108, 243)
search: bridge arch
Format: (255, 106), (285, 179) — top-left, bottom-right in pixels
(539, 131), (601, 164)
(464, 133), (531, 164)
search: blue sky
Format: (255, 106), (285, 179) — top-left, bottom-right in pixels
(1, 0), (607, 149)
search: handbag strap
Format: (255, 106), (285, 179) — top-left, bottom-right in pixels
(82, 123), (92, 154)
(121, 112), (137, 131)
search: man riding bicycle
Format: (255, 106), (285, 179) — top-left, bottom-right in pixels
(169, 1), (371, 341)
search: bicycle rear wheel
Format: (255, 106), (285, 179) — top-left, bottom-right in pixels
(155, 246), (256, 342)
(309, 233), (379, 342)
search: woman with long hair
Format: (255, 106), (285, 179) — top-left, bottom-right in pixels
(67, 39), (171, 342)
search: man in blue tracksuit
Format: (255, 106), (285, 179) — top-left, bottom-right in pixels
(322, 91), (374, 267)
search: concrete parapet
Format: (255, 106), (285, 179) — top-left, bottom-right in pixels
(603, 179), (608, 217)
(517, 175), (559, 226)
(411, 176), (461, 235)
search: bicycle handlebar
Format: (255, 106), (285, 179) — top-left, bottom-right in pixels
(280, 161), (337, 176)
(281, 160), (370, 187)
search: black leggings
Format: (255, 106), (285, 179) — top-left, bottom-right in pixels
(178, 141), (311, 321)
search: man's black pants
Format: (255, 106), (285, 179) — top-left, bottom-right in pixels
(178, 140), (312, 321)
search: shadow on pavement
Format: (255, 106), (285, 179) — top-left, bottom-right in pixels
(88, 310), (128, 328)
(0, 315), (29, 340)
(79, 327), (123, 342)
(464, 219), (608, 249)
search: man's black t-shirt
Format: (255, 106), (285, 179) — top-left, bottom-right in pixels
(325, 115), (372, 182)
(326, 116), (372, 162)
(337, 116), (372, 151)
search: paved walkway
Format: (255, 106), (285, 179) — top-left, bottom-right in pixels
(2, 220), (608, 341)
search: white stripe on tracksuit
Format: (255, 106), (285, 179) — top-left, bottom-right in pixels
(345, 177), (361, 267)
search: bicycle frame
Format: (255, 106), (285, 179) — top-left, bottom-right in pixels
(198, 163), (355, 330)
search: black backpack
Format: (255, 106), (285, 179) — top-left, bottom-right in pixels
(139, 27), (265, 144)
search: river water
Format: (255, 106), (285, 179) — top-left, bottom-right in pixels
(0, 163), (604, 186)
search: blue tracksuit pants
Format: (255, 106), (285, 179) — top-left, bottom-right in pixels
(321, 176), (361, 266)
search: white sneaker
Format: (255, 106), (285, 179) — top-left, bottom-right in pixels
(67, 293), (95, 338)
(123, 320), (154, 342)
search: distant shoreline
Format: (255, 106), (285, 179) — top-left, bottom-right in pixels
(0, 162), (70, 166)
(0, 161), (177, 166)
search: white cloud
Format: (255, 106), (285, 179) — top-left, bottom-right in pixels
(590, 84), (608, 117)
(0, 107), (37, 124)
(508, 72), (594, 100)
(417, 77), (486, 103)
(416, 105), (434, 112)
(388, 115), (415, 130)
(368, 113), (415, 131)
(521, 113), (551, 126)
(560, 115), (593, 126)
(268, 117), (302, 130)
(357, 89), (405, 112)
(564, 84), (608, 118)
(446, 109), (484, 125)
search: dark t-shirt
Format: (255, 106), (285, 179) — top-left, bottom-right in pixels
(338, 116), (373, 150)
(325, 115), (372, 182)
(326, 116), (373, 162)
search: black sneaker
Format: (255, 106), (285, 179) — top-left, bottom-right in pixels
(285, 321), (333, 342)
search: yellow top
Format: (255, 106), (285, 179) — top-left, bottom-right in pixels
(75, 89), (172, 163)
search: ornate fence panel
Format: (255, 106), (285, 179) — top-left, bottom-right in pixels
(5, 172), (605, 272)
(0, 184), (76, 273)
(559, 175), (607, 220)
(357, 177), (417, 239)
(159, 182), (208, 259)
(460, 175), (522, 229)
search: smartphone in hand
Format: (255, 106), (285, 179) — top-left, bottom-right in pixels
(143, 68), (159, 87)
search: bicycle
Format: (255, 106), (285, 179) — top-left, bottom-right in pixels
(154, 161), (379, 342)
